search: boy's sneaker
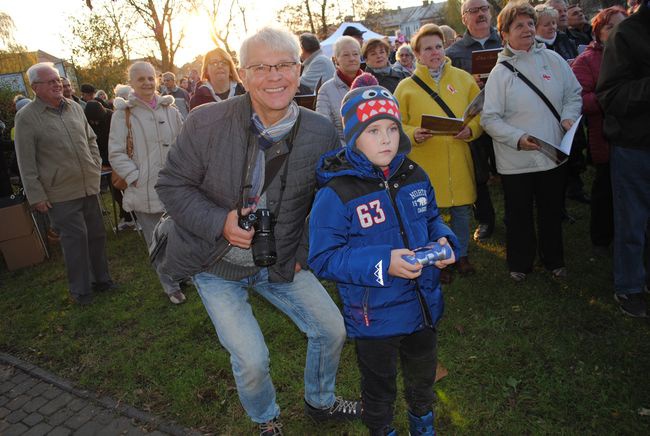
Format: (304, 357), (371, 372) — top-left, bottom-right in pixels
(614, 293), (647, 318)
(259, 418), (283, 436)
(305, 396), (361, 421)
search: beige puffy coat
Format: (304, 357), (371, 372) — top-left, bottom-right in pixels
(108, 94), (183, 213)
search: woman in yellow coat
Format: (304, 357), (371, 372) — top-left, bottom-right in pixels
(394, 23), (482, 281)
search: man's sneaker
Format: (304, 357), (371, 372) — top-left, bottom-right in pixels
(551, 267), (567, 278)
(305, 397), (361, 421)
(117, 219), (135, 231)
(509, 271), (526, 282)
(614, 293), (647, 318)
(473, 223), (493, 241)
(259, 418), (283, 436)
(168, 290), (186, 305)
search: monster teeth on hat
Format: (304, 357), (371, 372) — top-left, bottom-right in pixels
(378, 106), (387, 113)
(361, 113), (369, 121)
(359, 102), (367, 110)
(368, 100), (376, 107)
(369, 109), (378, 117)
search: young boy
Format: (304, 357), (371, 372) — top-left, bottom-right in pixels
(308, 79), (458, 436)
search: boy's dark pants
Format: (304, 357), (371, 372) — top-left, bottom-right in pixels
(355, 327), (437, 431)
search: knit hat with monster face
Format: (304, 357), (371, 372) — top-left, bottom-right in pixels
(340, 73), (410, 152)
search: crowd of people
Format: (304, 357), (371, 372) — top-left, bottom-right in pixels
(5, 0), (649, 435)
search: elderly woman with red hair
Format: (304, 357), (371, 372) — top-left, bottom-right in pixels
(571, 6), (627, 254)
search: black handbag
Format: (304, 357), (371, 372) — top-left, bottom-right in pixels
(411, 75), (490, 184)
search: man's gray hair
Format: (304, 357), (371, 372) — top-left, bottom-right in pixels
(26, 62), (59, 85)
(162, 71), (176, 81)
(239, 27), (300, 67)
(461, 0), (490, 14)
(333, 36), (360, 58)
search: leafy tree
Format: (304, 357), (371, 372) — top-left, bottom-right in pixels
(0, 11), (26, 53)
(66, 2), (134, 95)
(124, 0), (188, 72)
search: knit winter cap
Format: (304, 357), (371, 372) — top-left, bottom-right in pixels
(340, 73), (410, 152)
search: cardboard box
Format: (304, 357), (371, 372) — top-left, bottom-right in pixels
(0, 229), (46, 271)
(0, 202), (34, 242)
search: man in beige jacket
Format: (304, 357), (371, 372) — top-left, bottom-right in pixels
(14, 62), (114, 305)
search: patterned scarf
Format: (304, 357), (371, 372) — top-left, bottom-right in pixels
(428, 60), (446, 84)
(246, 101), (300, 208)
(251, 101), (300, 148)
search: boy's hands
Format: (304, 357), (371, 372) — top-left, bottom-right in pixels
(434, 237), (455, 269)
(388, 249), (423, 280)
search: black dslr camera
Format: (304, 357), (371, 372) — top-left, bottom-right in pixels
(238, 209), (277, 267)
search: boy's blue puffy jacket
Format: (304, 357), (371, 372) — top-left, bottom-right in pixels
(308, 146), (458, 339)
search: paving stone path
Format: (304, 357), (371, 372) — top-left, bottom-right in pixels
(0, 353), (200, 436)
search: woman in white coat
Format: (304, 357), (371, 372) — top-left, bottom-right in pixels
(315, 36), (362, 144)
(109, 61), (186, 304)
(480, 1), (582, 282)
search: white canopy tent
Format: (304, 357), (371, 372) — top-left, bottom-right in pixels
(320, 22), (388, 57)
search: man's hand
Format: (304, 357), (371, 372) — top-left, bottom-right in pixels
(433, 237), (456, 269)
(561, 119), (575, 131)
(34, 201), (52, 213)
(223, 208), (254, 248)
(295, 262), (302, 273)
(414, 127), (434, 144)
(454, 126), (472, 140)
(518, 134), (540, 151)
(388, 248), (423, 280)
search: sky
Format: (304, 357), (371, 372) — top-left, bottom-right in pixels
(1, 0), (434, 66)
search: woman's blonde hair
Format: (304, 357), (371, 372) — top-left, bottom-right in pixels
(201, 47), (241, 84)
(411, 24), (446, 53)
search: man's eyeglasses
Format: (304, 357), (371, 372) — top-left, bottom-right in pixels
(463, 5), (490, 14)
(244, 62), (299, 76)
(34, 78), (62, 86)
(208, 60), (229, 68)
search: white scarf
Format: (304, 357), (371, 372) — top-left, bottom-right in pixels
(200, 81), (238, 102)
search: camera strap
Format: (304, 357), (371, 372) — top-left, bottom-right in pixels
(237, 110), (302, 218)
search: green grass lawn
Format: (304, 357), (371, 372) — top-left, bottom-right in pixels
(1, 177), (650, 435)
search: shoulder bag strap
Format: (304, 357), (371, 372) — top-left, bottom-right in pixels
(411, 74), (457, 118)
(125, 107), (134, 159)
(500, 61), (561, 122)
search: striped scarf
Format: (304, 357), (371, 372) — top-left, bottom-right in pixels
(251, 101), (300, 148)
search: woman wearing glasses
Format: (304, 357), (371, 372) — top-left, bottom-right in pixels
(189, 47), (245, 110)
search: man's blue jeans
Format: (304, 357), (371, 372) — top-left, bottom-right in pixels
(193, 268), (346, 423)
(610, 146), (650, 295)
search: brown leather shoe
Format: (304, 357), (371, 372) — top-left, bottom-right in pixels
(439, 268), (454, 284)
(456, 256), (476, 275)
